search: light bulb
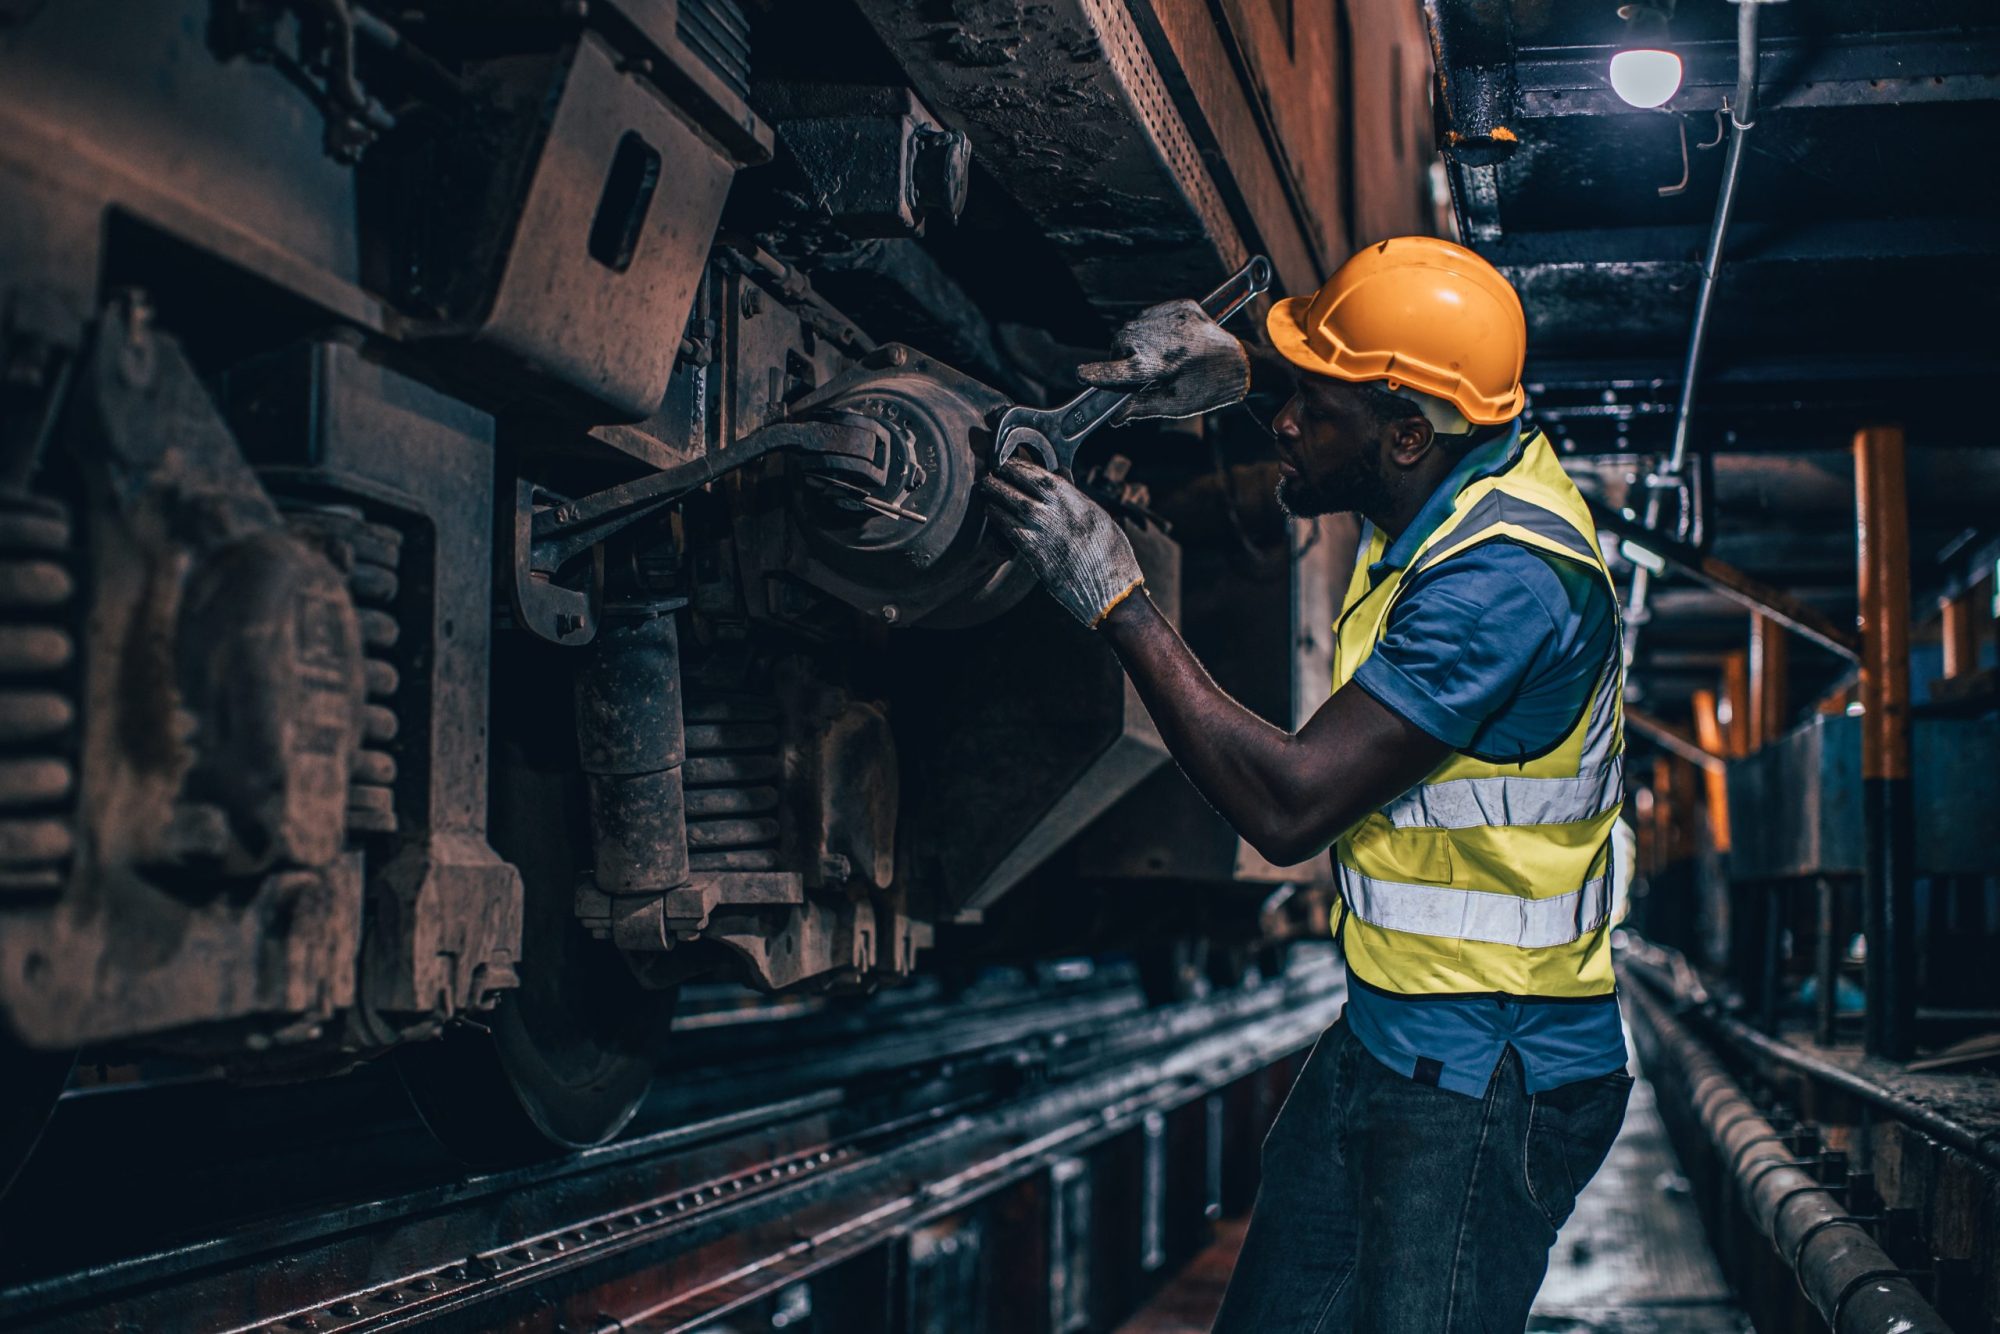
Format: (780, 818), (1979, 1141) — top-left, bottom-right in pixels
(1609, 48), (1682, 108)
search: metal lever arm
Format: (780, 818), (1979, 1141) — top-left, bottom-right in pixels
(529, 419), (884, 575)
(993, 254), (1273, 473)
(510, 417), (886, 646)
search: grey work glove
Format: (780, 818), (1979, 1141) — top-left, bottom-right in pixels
(1077, 299), (1251, 423)
(981, 459), (1145, 628)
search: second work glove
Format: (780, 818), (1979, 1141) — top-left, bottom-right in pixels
(1078, 299), (1251, 423)
(981, 460), (1144, 628)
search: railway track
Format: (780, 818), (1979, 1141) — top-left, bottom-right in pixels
(0, 952), (1343, 1333)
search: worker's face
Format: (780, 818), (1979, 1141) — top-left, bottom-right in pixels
(1270, 376), (1420, 518)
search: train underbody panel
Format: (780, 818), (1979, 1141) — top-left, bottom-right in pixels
(0, 0), (1433, 1152)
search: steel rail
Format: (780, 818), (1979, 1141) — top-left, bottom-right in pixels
(0, 958), (1344, 1333)
(0, 968), (1157, 1291)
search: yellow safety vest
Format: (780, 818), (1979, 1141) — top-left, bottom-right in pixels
(1330, 428), (1623, 999)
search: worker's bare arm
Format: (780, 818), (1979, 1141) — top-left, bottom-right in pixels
(1099, 588), (1451, 866)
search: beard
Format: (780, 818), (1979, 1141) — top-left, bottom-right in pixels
(1275, 440), (1388, 519)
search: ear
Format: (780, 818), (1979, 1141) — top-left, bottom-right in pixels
(1385, 413), (1435, 469)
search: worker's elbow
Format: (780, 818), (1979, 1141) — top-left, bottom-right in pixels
(1241, 817), (1322, 870)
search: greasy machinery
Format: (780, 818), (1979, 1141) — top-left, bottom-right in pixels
(0, 0), (1436, 1158)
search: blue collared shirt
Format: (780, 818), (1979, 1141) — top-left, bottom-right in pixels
(1339, 420), (1627, 1099)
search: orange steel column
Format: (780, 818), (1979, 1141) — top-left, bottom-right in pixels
(1691, 688), (1731, 854)
(1749, 613), (1790, 746)
(1721, 651), (1752, 757)
(1855, 425), (1914, 1059)
(1652, 756), (1676, 866)
(1940, 587), (1978, 680)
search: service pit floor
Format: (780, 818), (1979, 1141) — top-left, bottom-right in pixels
(1117, 1073), (1748, 1334)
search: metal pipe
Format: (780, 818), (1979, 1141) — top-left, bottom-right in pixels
(1623, 0), (1764, 670)
(1622, 944), (2000, 1174)
(1622, 976), (1954, 1334)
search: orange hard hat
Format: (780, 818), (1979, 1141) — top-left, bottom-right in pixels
(1265, 236), (1527, 426)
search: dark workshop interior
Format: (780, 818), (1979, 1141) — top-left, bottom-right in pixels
(0, 1), (1996, 1331)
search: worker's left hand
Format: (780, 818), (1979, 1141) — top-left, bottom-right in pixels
(1079, 300), (1251, 423)
(981, 459), (1144, 628)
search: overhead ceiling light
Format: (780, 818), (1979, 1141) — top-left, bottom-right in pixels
(1611, 3), (1682, 109)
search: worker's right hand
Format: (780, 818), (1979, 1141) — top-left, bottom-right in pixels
(1079, 300), (1251, 423)
(981, 459), (1145, 628)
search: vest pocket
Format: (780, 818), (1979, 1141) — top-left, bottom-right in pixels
(1347, 818), (1456, 886)
(1343, 821), (1462, 960)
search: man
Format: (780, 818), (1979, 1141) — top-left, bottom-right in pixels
(982, 236), (1633, 1333)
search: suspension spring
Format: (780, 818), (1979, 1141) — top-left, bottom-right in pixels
(282, 502), (405, 837)
(683, 695), (782, 872)
(0, 492), (76, 892)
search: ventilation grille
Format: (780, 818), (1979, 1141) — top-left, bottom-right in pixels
(677, 0), (751, 102)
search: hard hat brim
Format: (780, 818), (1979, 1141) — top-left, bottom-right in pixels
(1263, 294), (1524, 427)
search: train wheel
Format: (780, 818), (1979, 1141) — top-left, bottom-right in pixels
(0, 1038), (72, 1199)
(398, 699), (676, 1165)
(396, 929), (674, 1166)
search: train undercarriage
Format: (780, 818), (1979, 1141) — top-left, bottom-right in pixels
(0, 0), (1435, 1162)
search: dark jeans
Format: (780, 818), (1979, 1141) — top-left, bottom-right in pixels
(1211, 1018), (1632, 1334)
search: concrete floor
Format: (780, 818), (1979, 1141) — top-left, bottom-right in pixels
(1118, 1074), (1747, 1334)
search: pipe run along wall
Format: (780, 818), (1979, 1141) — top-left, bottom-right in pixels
(1622, 975), (1952, 1334)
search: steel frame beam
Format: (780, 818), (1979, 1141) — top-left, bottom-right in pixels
(1513, 33), (2000, 117)
(1488, 218), (2000, 272)
(1627, 705), (1725, 774)
(1590, 499), (1863, 661)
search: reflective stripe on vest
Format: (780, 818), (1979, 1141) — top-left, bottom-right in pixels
(1338, 863), (1615, 948)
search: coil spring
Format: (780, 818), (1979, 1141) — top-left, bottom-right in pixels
(281, 503), (404, 837)
(683, 695), (781, 872)
(0, 493), (76, 892)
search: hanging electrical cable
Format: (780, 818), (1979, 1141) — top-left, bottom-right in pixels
(1622, 0), (1772, 678)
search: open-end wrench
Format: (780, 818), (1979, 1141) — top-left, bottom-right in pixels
(991, 254), (1273, 475)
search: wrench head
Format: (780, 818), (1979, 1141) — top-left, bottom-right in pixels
(992, 415), (1059, 473)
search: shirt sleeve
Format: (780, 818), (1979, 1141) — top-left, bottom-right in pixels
(1348, 544), (1579, 750)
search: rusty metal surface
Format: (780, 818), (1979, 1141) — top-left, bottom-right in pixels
(848, 0), (1253, 316)
(223, 339), (524, 1039)
(0, 300), (366, 1049)
(0, 0), (1425, 1146)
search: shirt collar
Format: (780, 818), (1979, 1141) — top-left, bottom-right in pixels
(1370, 417), (1527, 579)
